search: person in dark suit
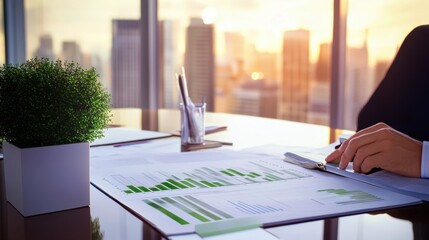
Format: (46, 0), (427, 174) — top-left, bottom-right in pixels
(326, 25), (429, 178)
(358, 24), (429, 141)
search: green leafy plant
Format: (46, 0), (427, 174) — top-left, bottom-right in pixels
(0, 58), (111, 148)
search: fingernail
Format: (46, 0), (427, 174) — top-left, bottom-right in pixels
(326, 150), (340, 162)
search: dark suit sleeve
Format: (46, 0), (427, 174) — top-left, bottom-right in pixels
(357, 25), (429, 141)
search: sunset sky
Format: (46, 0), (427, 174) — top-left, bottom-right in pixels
(25, 0), (429, 64)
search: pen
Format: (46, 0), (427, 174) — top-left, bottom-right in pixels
(177, 74), (194, 137)
(334, 137), (347, 149)
(113, 140), (150, 147)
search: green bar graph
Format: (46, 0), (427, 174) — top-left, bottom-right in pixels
(250, 172), (261, 177)
(138, 186), (151, 192)
(213, 182), (223, 187)
(127, 185), (142, 193)
(167, 179), (188, 189)
(318, 189), (382, 205)
(161, 197), (210, 222)
(156, 184), (168, 191)
(174, 196), (222, 221)
(200, 180), (216, 187)
(162, 182), (179, 190)
(181, 180), (195, 188)
(227, 168), (245, 176)
(112, 160), (311, 195)
(185, 178), (207, 188)
(144, 200), (189, 225)
(220, 170), (234, 176)
(185, 195), (234, 219)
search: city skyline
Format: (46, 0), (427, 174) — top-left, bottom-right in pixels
(26, 0), (429, 64)
(27, 0), (429, 129)
(32, 21), (380, 128)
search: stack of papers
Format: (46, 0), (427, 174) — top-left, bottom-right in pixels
(90, 147), (421, 237)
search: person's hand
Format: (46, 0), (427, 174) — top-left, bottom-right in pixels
(325, 122), (422, 178)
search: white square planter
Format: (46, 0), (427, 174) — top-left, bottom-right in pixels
(3, 141), (90, 217)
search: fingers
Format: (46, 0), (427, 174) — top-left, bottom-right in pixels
(360, 154), (382, 174)
(325, 149), (341, 163)
(338, 131), (380, 169)
(352, 142), (382, 172)
(337, 122), (389, 152)
(326, 122), (423, 177)
(326, 123), (389, 164)
(326, 123), (393, 170)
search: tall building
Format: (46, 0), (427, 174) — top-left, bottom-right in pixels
(232, 77), (278, 118)
(184, 18), (215, 111)
(158, 20), (179, 109)
(111, 20), (142, 108)
(308, 43), (332, 126)
(315, 43), (331, 83)
(344, 43), (370, 129)
(62, 41), (82, 64)
(34, 34), (55, 59)
(281, 29), (310, 122)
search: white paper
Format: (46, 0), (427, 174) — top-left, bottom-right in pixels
(170, 228), (279, 240)
(283, 145), (429, 200)
(90, 149), (420, 237)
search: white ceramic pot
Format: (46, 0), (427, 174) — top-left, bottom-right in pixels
(3, 141), (89, 217)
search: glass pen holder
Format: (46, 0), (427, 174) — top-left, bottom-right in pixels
(180, 102), (206, 146)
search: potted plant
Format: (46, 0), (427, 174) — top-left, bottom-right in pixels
(0, 58), (111, 216)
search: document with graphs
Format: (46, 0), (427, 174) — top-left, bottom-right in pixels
(90, 147), (420, 237)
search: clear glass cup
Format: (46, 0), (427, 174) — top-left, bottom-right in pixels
(180, 103), (206, 145)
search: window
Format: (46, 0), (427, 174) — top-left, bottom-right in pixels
(344, 0), (429, 129)
(25, 0), (140, 94)
(19, 0), (429, 130)
(159, 0), (333, 126)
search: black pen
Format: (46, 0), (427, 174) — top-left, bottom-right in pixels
(334, 137), (347, 149)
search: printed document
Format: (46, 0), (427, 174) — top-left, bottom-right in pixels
(90, 148), (420, 236)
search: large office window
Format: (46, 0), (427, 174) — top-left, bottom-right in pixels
(158, 0), (333, 125)
(21, 0), (429, 130)
(344, 0), (429, 129)
(25, 0), (140, 97)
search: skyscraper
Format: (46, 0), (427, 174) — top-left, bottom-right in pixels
(184, 18), (215, 111)
(344, 43), (370, 129)
(232, 77), (278, 118)
(34, 34), (55, 59)
(281, 29), (310, 122)
(315, 43), (331, 83)
(308, 43), (331, 125)
(62, 41), (82, 64)
(111, 20), (142, 108)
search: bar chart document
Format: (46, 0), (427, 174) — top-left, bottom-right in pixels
(90, 149), (421, 236)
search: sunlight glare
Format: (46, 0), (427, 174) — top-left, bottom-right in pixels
(202, 7), (217, 24)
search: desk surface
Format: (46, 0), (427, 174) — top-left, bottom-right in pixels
(1, 109), (428, 240)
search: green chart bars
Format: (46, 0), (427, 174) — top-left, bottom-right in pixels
(113, 161), (311, 194)
(318, 189), (383, 205)
(144, 195), (233, 225)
